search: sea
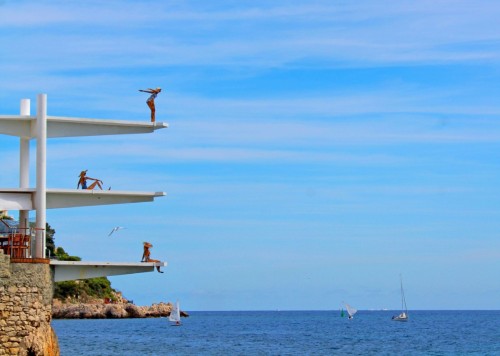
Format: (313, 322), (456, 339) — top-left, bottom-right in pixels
(52, 310), (500, 355)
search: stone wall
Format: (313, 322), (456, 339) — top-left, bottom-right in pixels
(0, 251), (59, 356)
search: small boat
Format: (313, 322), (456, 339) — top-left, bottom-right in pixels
(343, 302), (357, 319)
(392, 275), (409, 322)
(168, 301), (182, 326)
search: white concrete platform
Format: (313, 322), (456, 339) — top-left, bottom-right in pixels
(0, 115), (167, 138)
(0, 188), (165, 210)
(50, 260), (167, 282)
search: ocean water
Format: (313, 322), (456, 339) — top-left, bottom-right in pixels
(52, 310), (500, 355)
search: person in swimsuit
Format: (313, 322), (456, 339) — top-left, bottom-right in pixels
(141, 241), (164, 273)
(77, 170), (88, 189)
(77, 170), (104, 190)
(139, 87), (162, 122)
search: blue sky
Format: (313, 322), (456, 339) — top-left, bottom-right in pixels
(1, 0), (500, 310)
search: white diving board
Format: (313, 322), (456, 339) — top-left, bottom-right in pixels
(50, 260), (167, 282)
(0, 188), (165, 210)
(0, 115), (167, 138)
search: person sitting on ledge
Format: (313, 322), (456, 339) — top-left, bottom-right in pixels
(77, 170), (104, 190)
(141, 241), (163, 273)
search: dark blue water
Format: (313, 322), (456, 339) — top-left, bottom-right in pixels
(52, 310), (500, 355)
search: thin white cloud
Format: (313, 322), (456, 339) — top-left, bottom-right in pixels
(2, 0), (500, 73)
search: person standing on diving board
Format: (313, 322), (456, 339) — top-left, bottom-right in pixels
(139, 87), (162, 122)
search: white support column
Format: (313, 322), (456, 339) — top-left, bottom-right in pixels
(19, 99), (30, 233)
(35, 94), (47, 258)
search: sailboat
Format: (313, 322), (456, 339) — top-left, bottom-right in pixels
(168, 301), (181, 326)
(343, 302), (357, 319)
(392, 275), (408, 322)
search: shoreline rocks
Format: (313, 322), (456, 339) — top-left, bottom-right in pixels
(52, 299), (189, 319)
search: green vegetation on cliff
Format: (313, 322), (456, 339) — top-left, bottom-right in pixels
(54, 277), (118, 302)
(47, 223), (119, 302)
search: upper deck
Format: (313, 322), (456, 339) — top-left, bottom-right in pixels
(0, 115), (167, 138)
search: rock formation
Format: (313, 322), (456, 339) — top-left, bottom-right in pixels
(52, 299), (188, 319)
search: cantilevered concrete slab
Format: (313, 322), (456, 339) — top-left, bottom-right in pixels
(50, 260), (167, 282)
(0, 115), (167, 138)
(45, 189), (166, 209)
(0, 191), (33, 210)
(0, 188), (165, 210)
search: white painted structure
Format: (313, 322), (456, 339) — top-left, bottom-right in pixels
(51, 261), (164, 282)
(0, 188), (165, 210)
(0, 95), (167, 279)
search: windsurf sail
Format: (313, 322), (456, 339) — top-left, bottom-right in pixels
(168, 301), (181, 323)
(344, 302), (357, 318)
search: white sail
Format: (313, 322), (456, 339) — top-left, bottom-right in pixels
(344, 302), (357, 318)
(168, 301), (181, 323)
(392, 275), (409, 322)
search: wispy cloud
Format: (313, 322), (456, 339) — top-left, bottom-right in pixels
(2, 1), (500, 74)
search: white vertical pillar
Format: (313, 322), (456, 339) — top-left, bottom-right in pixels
(19, 99), (30, 233)
(35, 94), (47, 258)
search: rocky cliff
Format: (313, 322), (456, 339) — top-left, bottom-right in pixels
(52, 299), (188, 319)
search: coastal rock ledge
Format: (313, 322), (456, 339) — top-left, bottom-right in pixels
(52, 300), (188, 319)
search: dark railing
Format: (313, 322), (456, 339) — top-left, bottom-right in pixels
(0, 227), (49, 263)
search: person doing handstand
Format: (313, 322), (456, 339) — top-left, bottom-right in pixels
(139, 87), (162, 122)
